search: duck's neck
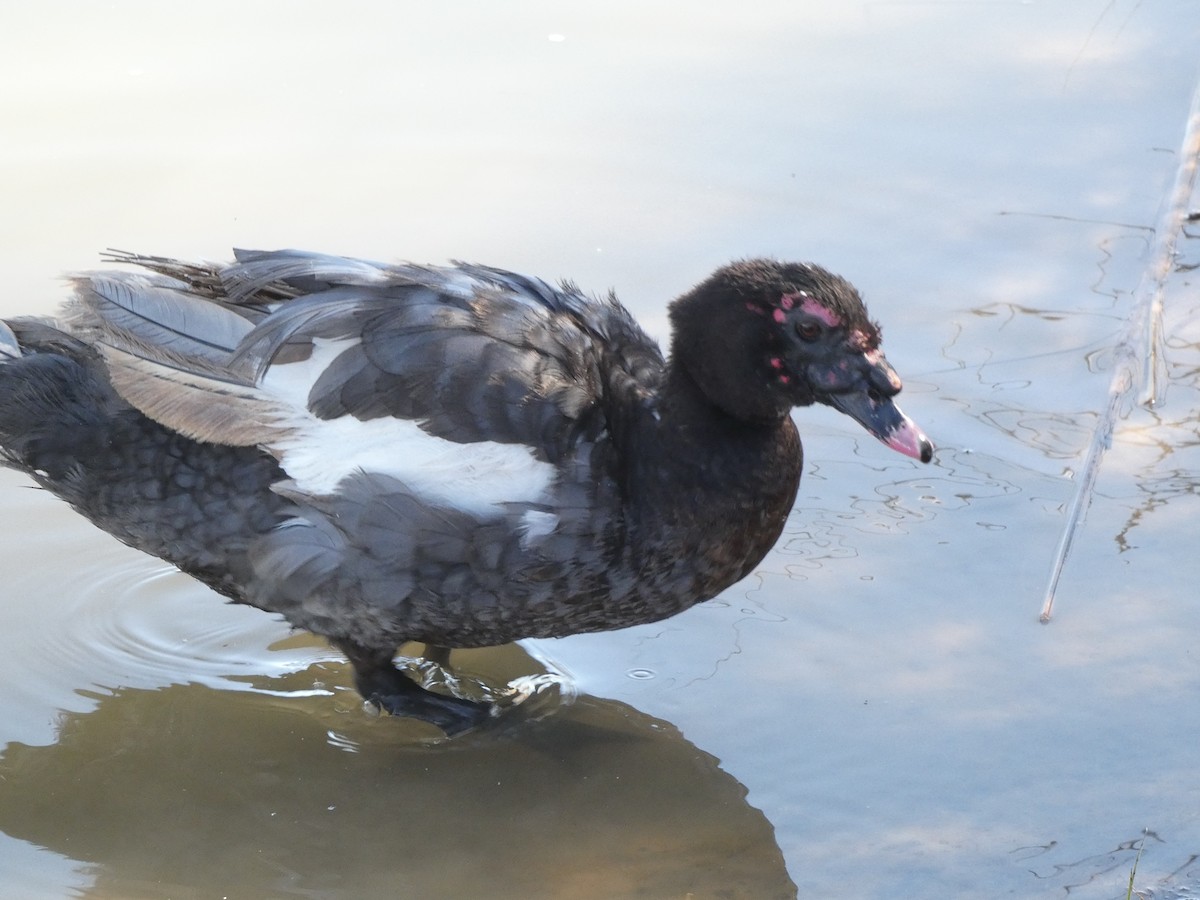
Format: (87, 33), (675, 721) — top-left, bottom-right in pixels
(655, 362), (800, 485)
(621, 363), (803, 589)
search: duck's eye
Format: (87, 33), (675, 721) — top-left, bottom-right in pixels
(795, 320), (822, 342)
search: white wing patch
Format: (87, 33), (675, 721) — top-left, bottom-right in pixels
(261, 338), (556, 513)
(519, 509), (560, 548)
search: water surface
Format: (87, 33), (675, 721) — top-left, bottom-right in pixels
(2, 2), (1199, 897)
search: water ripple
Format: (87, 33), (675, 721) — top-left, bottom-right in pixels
(10, 545), (331, 705)
(2, 525), (575, 743)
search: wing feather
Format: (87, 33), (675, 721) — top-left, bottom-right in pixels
(99, 345), (288, 447)
(67, 250), (666, 486)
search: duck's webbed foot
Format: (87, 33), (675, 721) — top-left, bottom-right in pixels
(332, 639), (491, 735)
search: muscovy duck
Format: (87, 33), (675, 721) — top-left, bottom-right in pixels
(0, 250), (931, 732)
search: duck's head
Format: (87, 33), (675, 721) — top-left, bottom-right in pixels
(668, 259), (933, 463)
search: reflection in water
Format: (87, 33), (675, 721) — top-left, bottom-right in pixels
(0, 668), (796, 899)
(1111, 254), (1200, 554)
(0, 498), (796, 898)
(1016, 830), (1200, 900)
(1015, 832), (1163, 896)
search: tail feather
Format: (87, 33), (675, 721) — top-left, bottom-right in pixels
(0, 316), (290, 586)
(0, 320), (20, 361)
(67, 273), (257, 374)
(0, 320), (123, 479)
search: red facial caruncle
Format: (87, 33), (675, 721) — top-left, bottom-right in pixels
(790, 292), (843, 328)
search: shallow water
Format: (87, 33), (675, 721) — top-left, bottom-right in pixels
(2, 2), (1200, 898)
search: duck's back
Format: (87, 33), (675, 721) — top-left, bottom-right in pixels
(6, 250), (741, 648)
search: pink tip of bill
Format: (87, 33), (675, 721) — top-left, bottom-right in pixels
(884, 411), (934, 463)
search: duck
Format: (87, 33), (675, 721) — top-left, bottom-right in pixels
(0, 249), (932, 732)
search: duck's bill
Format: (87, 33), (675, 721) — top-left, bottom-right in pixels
(826, 392), (934, 463)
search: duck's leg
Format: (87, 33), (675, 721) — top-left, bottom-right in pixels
(331, 639), (490, 734)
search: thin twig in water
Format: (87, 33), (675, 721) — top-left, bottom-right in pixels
(1040, 82), (1200, 622)
(1125, 829), (1147, 900)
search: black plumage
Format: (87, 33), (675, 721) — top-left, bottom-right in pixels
(0, 250), (931, 732)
